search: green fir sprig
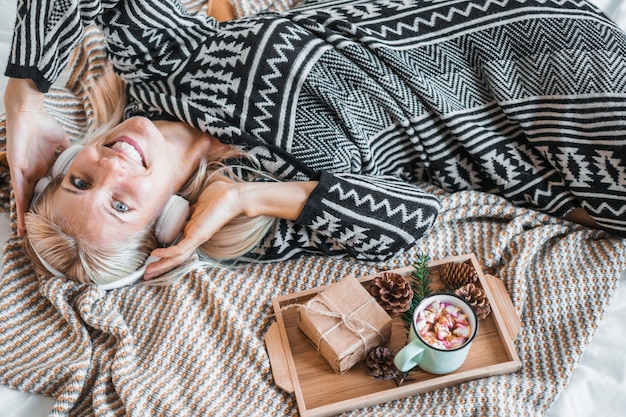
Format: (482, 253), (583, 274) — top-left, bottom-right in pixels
(401, 252), (432, 323)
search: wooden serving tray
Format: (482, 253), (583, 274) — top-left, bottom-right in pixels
(265, 253), (522, 417)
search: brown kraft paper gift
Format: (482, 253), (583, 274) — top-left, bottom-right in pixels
(297, 275), (392, 373)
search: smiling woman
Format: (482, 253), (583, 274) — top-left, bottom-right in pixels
(5, 0), (626, 291)
(51, 117), (211, 241)
(24, 115), (285, 285)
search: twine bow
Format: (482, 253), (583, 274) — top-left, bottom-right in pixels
(301, 292), (385, 353)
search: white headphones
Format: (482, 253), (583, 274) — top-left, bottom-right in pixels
(30, 144), (190, 290)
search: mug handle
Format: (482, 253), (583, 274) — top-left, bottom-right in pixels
(394, 341), (425, 372)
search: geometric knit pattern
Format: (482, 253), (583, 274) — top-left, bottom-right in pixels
(230, 0), (305, 19)
(6, 0), (626, 257)
(7, 0), (446, 262)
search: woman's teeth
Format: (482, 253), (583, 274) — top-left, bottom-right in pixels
(112, 141), (144, 165)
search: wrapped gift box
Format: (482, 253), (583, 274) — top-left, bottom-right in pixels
(297, 275), (392, 373)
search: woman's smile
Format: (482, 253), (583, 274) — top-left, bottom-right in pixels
(107, 137), (146, 167)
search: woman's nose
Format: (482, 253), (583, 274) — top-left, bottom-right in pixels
(97, 155), (128, 182)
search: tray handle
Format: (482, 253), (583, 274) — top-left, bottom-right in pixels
(265, 322), (295, 393)
(483, 273), (522, 341)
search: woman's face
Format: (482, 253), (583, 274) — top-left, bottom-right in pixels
(50, 116), (210, 245)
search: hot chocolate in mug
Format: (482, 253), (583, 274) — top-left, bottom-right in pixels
(394, 293), (478, 374)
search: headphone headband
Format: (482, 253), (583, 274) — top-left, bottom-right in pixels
(29, 238), (160, 289)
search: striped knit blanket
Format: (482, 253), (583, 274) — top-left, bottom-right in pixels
(1, 1), (626, 416)
(1, 172), (624, 416)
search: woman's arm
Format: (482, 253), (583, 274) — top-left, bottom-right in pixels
(4, 0), (118, 233)
(145, 172), (439, 277)
(239, 180), (318, 220)
(144, 180), (318, 278)
(5, 0), (117, 92)
(245, 171), (441, 262)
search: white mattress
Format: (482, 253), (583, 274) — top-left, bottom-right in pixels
(0, 209), (624, 415)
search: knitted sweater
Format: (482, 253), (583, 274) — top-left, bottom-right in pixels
(6, 0), (626, 263)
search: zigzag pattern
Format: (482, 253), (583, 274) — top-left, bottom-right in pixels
(285, 2), (625, 236)
(250, 24), (312, 139)
(19, 0), (626, 258)
(326, 182), (435, 225)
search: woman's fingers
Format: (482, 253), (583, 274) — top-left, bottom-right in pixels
(5, 83), (70, 235)
(9, 170), (29, 236)
(144, 182), (242, 279)
(143, 255), (184, 280)
(144, 219), (221, 279)
(144, 239), (196, 279)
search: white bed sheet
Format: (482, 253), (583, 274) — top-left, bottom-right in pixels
(0, 209), (624, 416)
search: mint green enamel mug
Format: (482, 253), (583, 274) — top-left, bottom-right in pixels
(394, 293), (478, 374)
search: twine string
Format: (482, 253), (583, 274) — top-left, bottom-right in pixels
(300, 292), (385, 353)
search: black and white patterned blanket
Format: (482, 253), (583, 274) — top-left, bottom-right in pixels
(101, 0), (626, 242)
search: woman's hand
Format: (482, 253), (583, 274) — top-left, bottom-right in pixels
(144, 180), (318, 279)
(4, 78), (70, 236)
(146, 181), (242, 279)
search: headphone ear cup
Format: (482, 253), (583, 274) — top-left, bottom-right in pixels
(30, 145), (83, 210)
(51, 144), (83, 176)
(155, 195), (190, 245)
(30, 176), (53, 209)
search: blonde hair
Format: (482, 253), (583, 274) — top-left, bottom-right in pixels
(25, 66), (277, 286)
(24, 177), (157, 285)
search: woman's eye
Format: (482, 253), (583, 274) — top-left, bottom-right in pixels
(113, 200), (130, 213)
(70, 176), (89, 190)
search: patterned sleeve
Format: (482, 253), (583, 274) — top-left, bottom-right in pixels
(244, 171), (441, 262)
(5, 0), (216, 92)
(4, 0), (120, 92)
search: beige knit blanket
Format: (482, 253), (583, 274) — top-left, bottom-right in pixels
(1, 1), (625, 416)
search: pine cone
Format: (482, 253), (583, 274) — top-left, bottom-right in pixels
(366, 346), (399, 380)
(440, 261), (479, 289)
(455, 283), (491, 319)
(369, 272), (413, 314)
